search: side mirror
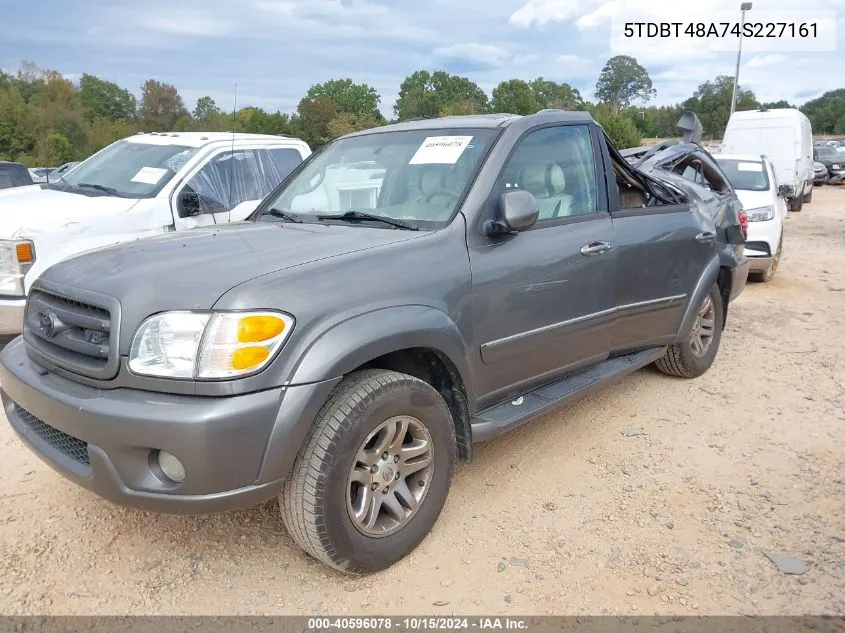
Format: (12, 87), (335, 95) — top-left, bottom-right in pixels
(484, 190), (539, 236)
(777, 184), (792, 198)
(177, 188), (201, 217)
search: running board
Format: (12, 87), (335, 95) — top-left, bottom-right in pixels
(470, 347), (667, 442)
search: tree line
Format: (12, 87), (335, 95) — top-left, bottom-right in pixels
(2, 57), (844, 167)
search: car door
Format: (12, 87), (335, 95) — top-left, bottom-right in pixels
(173, 145), (305, 228)
(468, 123), (617, 407)
(609, 150), (718, 353)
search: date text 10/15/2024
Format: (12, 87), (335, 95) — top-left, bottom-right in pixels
(307, 618), (529, 631)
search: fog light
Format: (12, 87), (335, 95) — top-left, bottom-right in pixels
(157, 451), (186, 483)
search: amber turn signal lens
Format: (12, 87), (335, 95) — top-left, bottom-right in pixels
(232, 346), (270, 370)
(15, 242), (33, 264)
(237, 315), (286, 343)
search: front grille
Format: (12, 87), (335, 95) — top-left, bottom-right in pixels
(744, 241), (771, 257)
(24, 289), (113, 378)
(14, 404), (90, 465)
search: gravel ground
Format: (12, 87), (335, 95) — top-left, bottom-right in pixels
(1, 187), (843, 616)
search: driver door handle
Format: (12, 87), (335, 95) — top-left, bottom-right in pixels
(580, 241), (612, 256)
(696, 231), (716, 243)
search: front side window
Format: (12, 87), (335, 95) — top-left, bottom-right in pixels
(496, 125), (598, 221)
(255, 128), (497, 229)
(50, 139), (199, 199)
(180, 148), (304, 216)
(714, 159), (770, 192)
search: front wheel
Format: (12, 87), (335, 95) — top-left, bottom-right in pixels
(279, 369), (456, 575)
(655, 284), (724, 379)
(790, 195), (803, 212)
(803, 182), (813, 203)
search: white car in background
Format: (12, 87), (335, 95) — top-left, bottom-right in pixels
(715, 154), (789, 282)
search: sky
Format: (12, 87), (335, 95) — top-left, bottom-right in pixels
(1, 0), (843, 118)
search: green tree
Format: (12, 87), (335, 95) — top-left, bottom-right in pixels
(79, 73), (136, 121)
(292, 96), (341, 148)
(326, 112), (382, 139)
(801, 89), (845, 134)
(682, 76), (758, 139)
(438, 101), (481, 116)
(138, 79), (188, 130)
(394, 70), (488, 120)
(595, 55), (655, 114)
(761, 100), (794, 109)
(36, 132), (74, 165)
(529, 78), (584, 110)
(192, 96), (221, 123)
(306, 79), (382, 120)
(594, 111), (642, 149)
(491, 79), (540, 115)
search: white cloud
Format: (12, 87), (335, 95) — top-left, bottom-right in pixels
(140, 15), (233, 36)
(509, 0), (583, 28)
(432, 43), (512, 67)
(745, 54), (786, 69)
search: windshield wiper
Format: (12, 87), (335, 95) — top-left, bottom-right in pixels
(262, 207), (304, 223)
(76, 182), (126, 197)
(316, 210), (420, 231)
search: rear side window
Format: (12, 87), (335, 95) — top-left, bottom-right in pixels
(0, 165), (32, 189)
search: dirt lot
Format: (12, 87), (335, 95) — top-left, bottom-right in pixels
(1, 187), (843, 616)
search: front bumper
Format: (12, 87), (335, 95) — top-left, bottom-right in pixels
(746, 256), (773, 273)
(0, 298), (26, 335)
(0, 338), (339, 514)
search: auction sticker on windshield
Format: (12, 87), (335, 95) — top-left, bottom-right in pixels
(131, 166), (169, 184)
(737, 162), (764, 172)
(409, 136), (473, 165)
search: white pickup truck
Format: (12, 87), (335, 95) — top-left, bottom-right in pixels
(0, 132), (311, 338)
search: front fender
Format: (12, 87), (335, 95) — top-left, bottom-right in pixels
(284, 305), (475, 403)
(674, 256), (720, 341)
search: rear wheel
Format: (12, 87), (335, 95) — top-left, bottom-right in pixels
(790, 195), (803, 212)
(279, 369), (456, 575)
(655, 284), (724, 379)
(803, 182), (813, 203)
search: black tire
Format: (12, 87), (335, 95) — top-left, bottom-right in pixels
(655, 284), (724, 379)
(803, 182), (813, 203)
(790, 195), (803, 212)
(279, 369), (456, 575)
(748, 240), (782, 283)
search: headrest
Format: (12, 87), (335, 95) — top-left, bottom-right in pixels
(518, 162), (566, 197)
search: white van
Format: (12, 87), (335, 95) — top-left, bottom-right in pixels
(721, 108), (813, 212)
(0, 132), (310, 337)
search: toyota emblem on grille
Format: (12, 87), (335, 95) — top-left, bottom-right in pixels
(39, 311), (59, 338)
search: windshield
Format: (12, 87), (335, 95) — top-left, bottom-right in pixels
(715, 158), (770, 192)
(255, 128), (497, 229)
(51, 139), (199, 198)
(815, 146), (837, 159)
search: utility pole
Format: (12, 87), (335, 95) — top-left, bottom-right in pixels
(730, 2), (753, 119)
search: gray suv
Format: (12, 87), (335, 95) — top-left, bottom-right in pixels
(0, 110), (748, 574)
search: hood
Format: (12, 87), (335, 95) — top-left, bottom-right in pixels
(734, 189), (772, 211)
(0, 186), (141, 237)
(40, 220), (424, 321)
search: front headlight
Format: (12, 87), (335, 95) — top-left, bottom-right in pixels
(745, 206), (774, 222)
(833, 163), (842, 170)
(128, 310), (294, 380)
(0, 239), (36, 297)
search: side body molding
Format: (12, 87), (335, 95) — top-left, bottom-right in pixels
(674, 256), (720, 341)
(285, 305), (476, 403)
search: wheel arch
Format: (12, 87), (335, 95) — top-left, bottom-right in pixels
(284, 305), (476, 462)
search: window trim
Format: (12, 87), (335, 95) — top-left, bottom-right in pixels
(476, 121), (608, 234)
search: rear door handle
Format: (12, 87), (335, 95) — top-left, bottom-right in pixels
(696, 232), (716, 243)
(580, 241), (611, 256)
